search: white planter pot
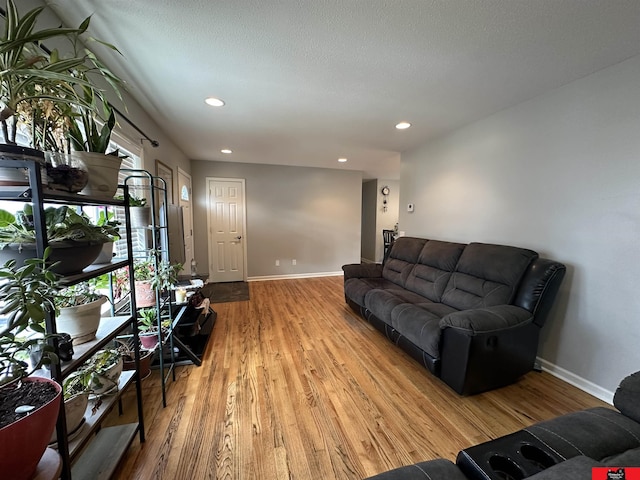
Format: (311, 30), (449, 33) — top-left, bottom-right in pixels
(130, 206), (151, 228)
(49, 393), (89, 443)
(92, 241), (115, 265)
(76, 151), (123, 198)
(56, 297), (107, 345)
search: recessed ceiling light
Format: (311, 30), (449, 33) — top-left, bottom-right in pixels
(338, 158), (348, 163)
(221, 149), (232, 154)
(395, 122), (411, 130)
(205, 97), (225, 107)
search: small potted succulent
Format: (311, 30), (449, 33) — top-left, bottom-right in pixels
(137, 308), (161, 350)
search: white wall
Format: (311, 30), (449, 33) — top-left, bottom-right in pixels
(400, 54), (640, 399)
(191, 160), (362, 279)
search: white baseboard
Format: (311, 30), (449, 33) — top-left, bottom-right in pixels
(537, 358), (615, 405)
(248, 271), (343, 282)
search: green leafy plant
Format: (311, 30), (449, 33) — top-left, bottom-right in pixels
(137, 308), (157, 333)
(67, 87), (120, 154)
(114, 194), (147, 207)
(54, 281), (105, 311)
(62, 349), (120, 398)
(96, 207), (120, 241)
(0, 0), (122, 148)
(0, 205), (113, 248)
(0, 249), (59, 386)
(133, 255), (182, 291)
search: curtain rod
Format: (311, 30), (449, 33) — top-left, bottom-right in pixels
(0, 6), (160, 148)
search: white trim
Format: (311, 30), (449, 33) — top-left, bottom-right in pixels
(537, 357), (615, 405)
(248, 271), (344, 282)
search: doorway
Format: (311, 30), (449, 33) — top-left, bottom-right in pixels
(206, 178), (246, 282)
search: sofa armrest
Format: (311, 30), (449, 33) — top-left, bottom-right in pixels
(342, 263), (383, 281)
(614, 371), (640, 424)
(439, 305), (533, 335)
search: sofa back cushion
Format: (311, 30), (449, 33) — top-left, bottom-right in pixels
(441, 243), (538, 310)
(404, 240), (466, 302)
(382, 237), (427, 287)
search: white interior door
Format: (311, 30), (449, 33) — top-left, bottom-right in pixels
(177, 168), (194, 276)
(207, 178), (246, 282)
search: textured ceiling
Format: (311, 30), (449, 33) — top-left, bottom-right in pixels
(44, 0), (640, 180)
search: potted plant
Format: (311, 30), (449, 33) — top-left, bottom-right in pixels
(137, 307), (160, 350)
(132, 255), (182, 308)
(68, 349), (122, 397)
(116, 337), (154, 379)
(54, 281), (108, 345)
(1, 0), (124, 197)
(0, 250), (63, 479)
(50, 375), (93, 445)
(0, 205), (113, 274)
(91, 207), (121, 265)
(127, 195), (150, 228)
(69, 91), (127, 199)
(0, 0), (90, 146)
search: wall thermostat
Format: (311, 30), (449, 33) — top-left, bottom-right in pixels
(407, 203), (414, 212)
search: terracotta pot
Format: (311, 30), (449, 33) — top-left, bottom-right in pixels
(56, 297), (107, 345)
(0, 377), (62, 480)
(76, 152), (123, 199)
(123, 349), (154, 378)
(134, 280), (156, 308)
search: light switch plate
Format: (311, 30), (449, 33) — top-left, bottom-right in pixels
(407, 203), (414, 212)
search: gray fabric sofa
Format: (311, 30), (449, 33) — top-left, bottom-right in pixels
(342, 237), (566, 395)
(365, 371), (640, 479)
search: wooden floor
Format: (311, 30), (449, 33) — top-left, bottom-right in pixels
(108, 276), (609, 479)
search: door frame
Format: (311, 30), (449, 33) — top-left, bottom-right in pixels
(206, 177), (248, 282)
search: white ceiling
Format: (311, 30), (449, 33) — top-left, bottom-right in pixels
(44, 0), (640, 180)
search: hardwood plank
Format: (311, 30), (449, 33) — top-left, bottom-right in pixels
(109, 276), (609, 479)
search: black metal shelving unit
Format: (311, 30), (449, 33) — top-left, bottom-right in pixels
(0, 157), (145, 480)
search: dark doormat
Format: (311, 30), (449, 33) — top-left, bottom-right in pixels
(200, 281), (250, 303)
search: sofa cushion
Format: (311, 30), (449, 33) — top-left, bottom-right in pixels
(441, 243), (538, 311)
(404, 240), (465, 302)
(382, 237), (428, 287)
(365, 288), (432, 325)
(344, 277), (396, 308)
(391, 302), (458, 358)
(526, 407), (640, 461)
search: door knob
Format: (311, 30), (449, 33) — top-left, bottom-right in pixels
(235, 235), (242, 240)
